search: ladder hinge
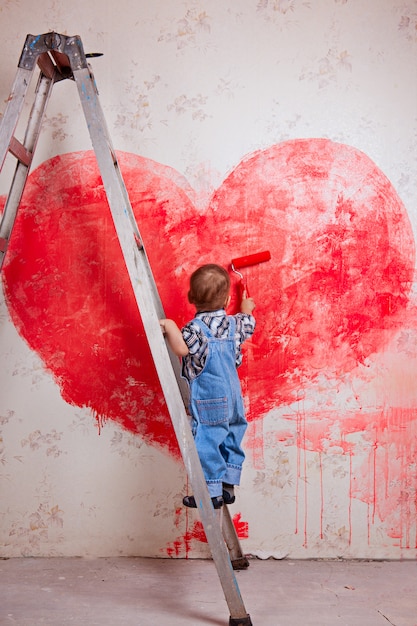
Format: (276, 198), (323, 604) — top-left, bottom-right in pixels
(18, 32), (88, 73)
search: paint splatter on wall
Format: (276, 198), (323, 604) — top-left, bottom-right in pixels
(1, 138), (416, 554)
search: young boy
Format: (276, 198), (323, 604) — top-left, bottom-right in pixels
(160, 263), (256, 509)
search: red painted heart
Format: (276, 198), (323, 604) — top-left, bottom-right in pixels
(1, 139), (414, 457)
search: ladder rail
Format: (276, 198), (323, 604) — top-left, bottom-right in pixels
(72, 66), (247, 574)
(0, 67), (34, 171)
(73, 62), (250, 621)
(0, 71), (55, 266)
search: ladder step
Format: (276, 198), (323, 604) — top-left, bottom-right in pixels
(36, 51), (56, 80)
(50, 50), (73, 77)
(8, 136), (32, 166)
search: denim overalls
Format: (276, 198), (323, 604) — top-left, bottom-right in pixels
(188, 317), (248, 498)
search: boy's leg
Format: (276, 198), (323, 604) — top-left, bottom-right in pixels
(183, 420), (228, 509)
(220, 401), (248, 495)
(194, 421), (228, 497)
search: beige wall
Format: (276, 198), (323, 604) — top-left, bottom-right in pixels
(1, 0), (417, 559)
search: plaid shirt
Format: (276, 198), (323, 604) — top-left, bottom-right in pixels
(181, 309), (256, 381)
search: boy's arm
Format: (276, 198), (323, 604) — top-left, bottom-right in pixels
(160, 319), (189, 357)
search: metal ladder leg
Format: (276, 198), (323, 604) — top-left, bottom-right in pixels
(222, 506), (250, 571)
(71, 59), (252, 626)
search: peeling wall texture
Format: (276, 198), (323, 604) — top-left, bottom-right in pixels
(1, 0), (417, 560)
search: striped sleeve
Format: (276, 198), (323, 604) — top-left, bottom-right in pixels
(235, 313), (256, 341)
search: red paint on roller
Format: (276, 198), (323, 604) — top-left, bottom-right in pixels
(231, 250), (271, 297)
(231, 250), (271, 269)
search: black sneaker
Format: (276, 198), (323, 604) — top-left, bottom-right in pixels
(183, 495), (224, 509)
(222, 483), (236, 504)
(222, 490), (236, 505)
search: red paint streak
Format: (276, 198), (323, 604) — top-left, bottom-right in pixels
(372, 441), (377, 527)
(319, 452), (324, 540)
(348, 452), (353, 546)
(294, 414), (300, 537)
(286, 406), (417, 549)
(163, 512), (249, 557)
(188, 520), (207, 543)
(247, 419), (265, 470)
(161, 480), (249, 557)
(233, 513), (249, 539)
(295, 406), (309, 546)
(165, 539), (185, 559)
(185, 512), (249, 544)
(360, 408), (417, 548)
(303, 419), (308, 548)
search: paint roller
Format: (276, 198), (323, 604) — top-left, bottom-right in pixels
(231, 250), (271, 298)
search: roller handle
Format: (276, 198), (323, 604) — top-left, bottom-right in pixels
(237, 279), (250, 300)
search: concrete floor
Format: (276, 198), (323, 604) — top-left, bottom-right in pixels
(1, 556), (416, 626)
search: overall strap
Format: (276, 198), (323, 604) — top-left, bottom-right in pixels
(227, 316), (236, 339)
(192, 316), (235, 340)
(192, 317), (213, 338)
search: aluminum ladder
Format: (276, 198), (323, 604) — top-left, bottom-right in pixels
(0, 32), (252, 626)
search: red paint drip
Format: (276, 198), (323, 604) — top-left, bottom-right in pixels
(348, 452), (353, 546)
(163, 511), (249, 557)
(288, 406), (417, 550)
(233, 513), (249, 539)
(319, 452), (324, 541)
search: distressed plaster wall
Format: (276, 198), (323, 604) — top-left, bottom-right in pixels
(1, 0), (417, 560)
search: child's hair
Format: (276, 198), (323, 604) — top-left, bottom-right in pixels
(188, 264), (230, 311)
